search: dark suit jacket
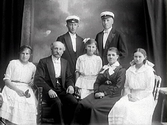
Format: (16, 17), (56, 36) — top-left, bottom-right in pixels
(95, 29), (128, 65)
(57, 32), (84, 80)
(34, 56), (74, 96)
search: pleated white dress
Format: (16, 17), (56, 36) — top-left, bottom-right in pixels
(108, 64), (155, 125)
(0, 60), (37, 125)
(75, 54), (102, 99)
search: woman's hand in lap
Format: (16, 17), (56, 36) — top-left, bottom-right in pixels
(95, 92), (105, 99)
(128, 94), (139, 102)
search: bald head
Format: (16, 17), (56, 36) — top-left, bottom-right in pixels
(50, 41), (66, 58)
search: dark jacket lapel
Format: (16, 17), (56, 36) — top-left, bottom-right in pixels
(64, 32), (74, 54)
(105, 29), (116, 49)
(76, 35), (83, 57)
(98, 31), (104, 56)
(64, 33), (76, 64)
(46, 56), (57, 87)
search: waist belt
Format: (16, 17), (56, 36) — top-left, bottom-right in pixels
(11, 80), (26, 83)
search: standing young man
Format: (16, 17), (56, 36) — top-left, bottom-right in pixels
(57, 15), (84, 82)
(95, 11), (128, 65)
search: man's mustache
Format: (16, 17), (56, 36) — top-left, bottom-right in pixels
(55, 52), (61, 56)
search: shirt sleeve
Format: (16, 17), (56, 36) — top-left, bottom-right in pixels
(3, 60), (15, 81)
(124, 70), (130, 95)
(32, 64), (36, 80)
(76, 56), (81, 72)
(145, 68), (155, 92)
(97, 57), (103, 72)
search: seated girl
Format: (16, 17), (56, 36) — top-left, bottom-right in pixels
(75, 38), (102, 99)
(0, 45), (37, 125)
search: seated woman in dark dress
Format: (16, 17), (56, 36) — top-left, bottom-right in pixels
(72, 47), (126, 125)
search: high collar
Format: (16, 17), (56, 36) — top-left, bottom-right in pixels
(129, 63), (154, 74)
(100, 61), (120, 75)
(52, 55), (60, 63)
(69, 32), (76, 38)
(103, 27), (112, 33)
(107, 61), (120, 67)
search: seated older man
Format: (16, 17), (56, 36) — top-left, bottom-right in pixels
(34, 41), (78, 125)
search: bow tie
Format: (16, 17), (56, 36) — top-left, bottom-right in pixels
(100, 65), (116, 75)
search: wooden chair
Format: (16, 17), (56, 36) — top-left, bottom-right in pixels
(35, 87), (55, 125)
(159, 87), (167, 124)
(0, 117), (6, 125)
(153, 75), (162, 106)
(35, 86), (80, 124)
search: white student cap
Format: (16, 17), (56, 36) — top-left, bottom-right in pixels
(100, 11), (114, 19)
(66, 15), (80, 23)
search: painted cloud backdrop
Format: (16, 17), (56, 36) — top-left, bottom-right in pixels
(32, 0), (145, 66)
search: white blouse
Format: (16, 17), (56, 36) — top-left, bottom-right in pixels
(3, 60), (36, 84)
(124, 64), (155, 100)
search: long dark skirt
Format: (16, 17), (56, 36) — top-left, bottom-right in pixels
(72, 93), (121, 125)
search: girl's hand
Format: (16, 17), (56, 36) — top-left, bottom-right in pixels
(16, 89), (25, 97)
(25, 89), (31, 98)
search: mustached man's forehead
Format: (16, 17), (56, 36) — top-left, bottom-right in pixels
(50, 41), (65, 50)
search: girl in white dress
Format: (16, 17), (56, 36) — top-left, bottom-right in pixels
(75, 38), (102, 99)
(0, 45), (37, 125)
(108, 48), (155, 125)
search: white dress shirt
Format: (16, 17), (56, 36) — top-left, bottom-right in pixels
(103, 27), (112, 49)
(52, 56), (61, 78)
(69, 32), (77, 52)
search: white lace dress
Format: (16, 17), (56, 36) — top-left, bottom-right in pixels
(75, 54), (102, 99)
(108, 64), (155, 125)
(0, 60), (37, 125)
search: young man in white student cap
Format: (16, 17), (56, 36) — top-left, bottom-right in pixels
(57, 15), (84, 83)
(95, 11), (128, 65)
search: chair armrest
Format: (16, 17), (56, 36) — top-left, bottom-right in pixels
(36, 87), (43, 124)
(153, 75), (162, 101)
(37, 87), (43, 102)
